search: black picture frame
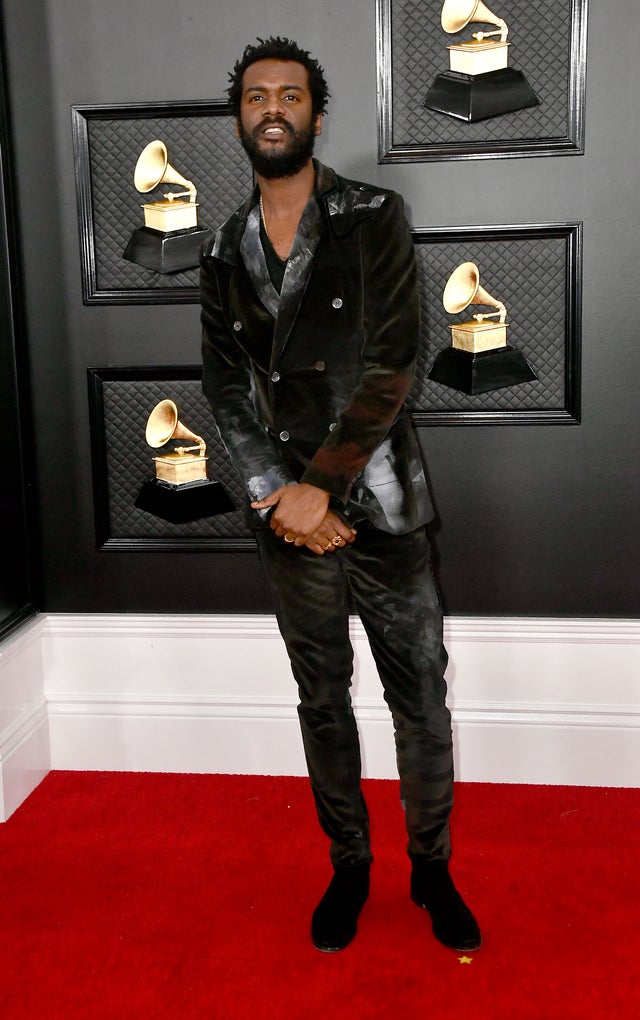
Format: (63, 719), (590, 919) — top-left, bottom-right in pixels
(377, 0), (588, 163)
(409, 221), (582, 424)
(71, 101), (252, 304)
(87, 366), (255, 551)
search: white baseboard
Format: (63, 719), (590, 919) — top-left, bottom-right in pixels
(3, 613), (638, 821)
(0, 617), (50, 821)
(42, 614), (640, 789)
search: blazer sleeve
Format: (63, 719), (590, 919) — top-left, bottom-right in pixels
(300, 191), (420, 502)
(200, 252), (295, 502)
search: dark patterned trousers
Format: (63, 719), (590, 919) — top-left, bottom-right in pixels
(255, 521), (453, 867)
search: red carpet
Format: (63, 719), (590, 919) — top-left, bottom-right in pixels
(1, 773), (639, 1019)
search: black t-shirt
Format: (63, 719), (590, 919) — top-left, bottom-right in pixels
(259, 215), (287, 294)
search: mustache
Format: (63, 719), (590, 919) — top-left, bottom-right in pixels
(252, 117), (294, 140)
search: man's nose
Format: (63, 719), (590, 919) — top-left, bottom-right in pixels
(263, 93), (286, 117)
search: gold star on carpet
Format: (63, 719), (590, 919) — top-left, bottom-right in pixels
(458, 956), (473, 964)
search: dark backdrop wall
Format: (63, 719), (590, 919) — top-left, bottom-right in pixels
(2, 0), (639, 617)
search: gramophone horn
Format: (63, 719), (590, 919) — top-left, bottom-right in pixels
(133, 140), (196, 200)
(145, 399), (205, 453)
(443, 261), (480, 313)
(441, 0), (505, 35)
(443, 262), (506, 321)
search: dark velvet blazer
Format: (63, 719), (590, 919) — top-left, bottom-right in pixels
(200, 160), (434, 534)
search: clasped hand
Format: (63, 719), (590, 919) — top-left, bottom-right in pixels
(251, 483), (356, 556)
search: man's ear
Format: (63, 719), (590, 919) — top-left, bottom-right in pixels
(314, 113), (323, 136)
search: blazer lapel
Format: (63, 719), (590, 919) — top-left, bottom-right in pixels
(237, 192), (324, 369)
(239, 206), (280, 320)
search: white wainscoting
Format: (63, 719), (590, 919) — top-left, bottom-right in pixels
(41, 614), (640, 789)
(2, 614), (639, 819)
(0, 616), (50, 821)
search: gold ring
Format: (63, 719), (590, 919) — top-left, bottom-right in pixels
(284, 533), (295, 543)
(331, 535), (342, 546)
(324, 541), (333, 550)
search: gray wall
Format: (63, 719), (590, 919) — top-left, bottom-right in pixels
(2, 0), (639, 617)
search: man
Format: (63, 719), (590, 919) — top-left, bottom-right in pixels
(200, 36), (481, 954)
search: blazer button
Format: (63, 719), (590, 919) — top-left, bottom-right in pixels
(233, 320), (242, 331)
(329, 422), (337, 431)
(271, 371), (280, 382)
(279, 430), (290, 442)
(315, 361), (325, 372)
(332, 297), (343, 309)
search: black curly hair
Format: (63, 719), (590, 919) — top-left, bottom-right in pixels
(227, 37), (330, 119)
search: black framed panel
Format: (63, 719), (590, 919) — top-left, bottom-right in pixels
(72, 101), (252, 304)
(377, 0), (588, 162)
(409, 222), (582, 424)
(88, 367), (255, 551)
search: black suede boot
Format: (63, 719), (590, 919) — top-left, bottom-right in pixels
(311, 863), (370, 952)
(410, 858), (481, 951)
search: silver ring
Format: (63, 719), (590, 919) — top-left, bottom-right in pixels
(284, 534), (295, 543)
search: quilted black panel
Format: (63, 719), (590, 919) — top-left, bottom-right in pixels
(75, 103), (253, 301)
(410, 231), (571, 414)
(380, 0), (586, 157)
(99, 375), (253, 544)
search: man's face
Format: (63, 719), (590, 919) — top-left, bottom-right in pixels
(236, 58), (321, 179)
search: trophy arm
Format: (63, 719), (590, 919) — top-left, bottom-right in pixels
(474, 19), (508, 43)
(472, 284), (507, 323)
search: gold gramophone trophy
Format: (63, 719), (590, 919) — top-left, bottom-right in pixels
(428, 262), (537, 394)
(134, 399), (234, 523)
(123, 140), (209, 273)
(423, 0), (539, 122)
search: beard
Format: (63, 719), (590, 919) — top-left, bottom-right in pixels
(238, 116), (317, 179)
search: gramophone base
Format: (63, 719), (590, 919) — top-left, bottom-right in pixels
(428, 346), (537, 395)
(123, 226), (210, 274)
(135, 478), (235, 524)
(423, 67), (539, 123)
